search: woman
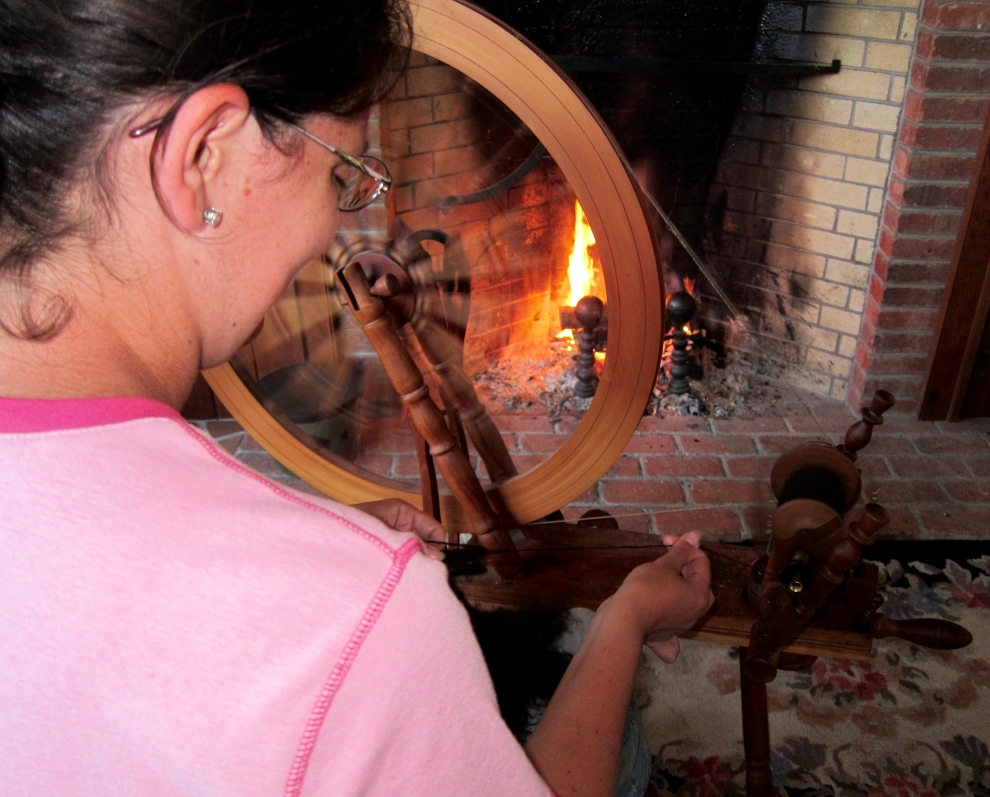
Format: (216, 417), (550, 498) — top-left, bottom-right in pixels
(0, 1), (713, 795)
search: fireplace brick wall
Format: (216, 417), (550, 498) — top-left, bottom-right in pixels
(706, 0), (921, 399)
(849, 0), (990, 414)
(710, 0), (990, 415)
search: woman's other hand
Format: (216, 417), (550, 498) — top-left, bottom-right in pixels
(525, 531), (714, 797)
(354, 499), (447, 560)
(605, 531), (714, 663)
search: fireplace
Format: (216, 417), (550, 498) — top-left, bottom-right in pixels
(200, 0), (990, 530)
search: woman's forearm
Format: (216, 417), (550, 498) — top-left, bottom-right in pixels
(523, 604), (644, 797)
(523, 533), (714, 797)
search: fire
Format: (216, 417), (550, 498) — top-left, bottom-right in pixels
(564, 201), (598, 307)
(556, 201), (605, 343)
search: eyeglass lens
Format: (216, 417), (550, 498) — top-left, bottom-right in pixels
(339, 156), (389, 212)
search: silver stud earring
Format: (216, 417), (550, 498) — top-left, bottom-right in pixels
(203, 207), (223, 227)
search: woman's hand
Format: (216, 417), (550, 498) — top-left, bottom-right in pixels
(602, 531), (714, 663)
(525, 531), (714, 797)
(354, 499), (447, 560)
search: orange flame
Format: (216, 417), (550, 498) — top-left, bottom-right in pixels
(564, 201), (597, 307)
(556, 201), (605, 344)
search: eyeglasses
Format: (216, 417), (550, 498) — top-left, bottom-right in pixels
(286, 123), (391, 212)
(129, 116), (391, 213)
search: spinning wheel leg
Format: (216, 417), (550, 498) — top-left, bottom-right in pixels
(739, 647), (773, 797)
(739, 649), (819, 796)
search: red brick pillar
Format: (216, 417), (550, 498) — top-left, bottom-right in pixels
(849, 0), (990, 416)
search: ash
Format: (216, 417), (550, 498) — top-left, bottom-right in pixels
(470, 339), (792, 420)
(471, 343), (597, 416)
(649, 347), (788, 419)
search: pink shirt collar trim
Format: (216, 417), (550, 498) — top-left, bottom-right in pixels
(0, 396), (183, 433)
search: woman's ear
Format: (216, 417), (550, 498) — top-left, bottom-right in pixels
(152, 84), (252, 232)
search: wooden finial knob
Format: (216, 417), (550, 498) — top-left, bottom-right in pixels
(839, 390), (896, 460)
(575, 295), (604, 329)
(857, 502), (890, 541)
(868, 390), (896, 418)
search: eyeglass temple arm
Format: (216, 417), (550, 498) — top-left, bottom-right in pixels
(287, 123), (389, 185)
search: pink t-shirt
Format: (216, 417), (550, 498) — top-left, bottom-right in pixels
(0, 396), (552, 797)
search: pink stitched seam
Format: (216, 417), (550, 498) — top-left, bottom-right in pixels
(174, 421), (433, 791)
(283, 538), (421, 797)
(176, 421), (396, 556)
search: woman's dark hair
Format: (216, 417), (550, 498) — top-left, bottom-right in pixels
(0, 0), (410, 338)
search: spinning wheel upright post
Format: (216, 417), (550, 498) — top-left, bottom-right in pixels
(735, 392), (972, 797)
(334, 261), (519, 574)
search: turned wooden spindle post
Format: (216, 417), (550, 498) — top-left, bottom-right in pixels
(338, 263), (518, 564)
(838, 390), (896, 461)
(743, 504), (890, 683)
(349, 249), (519, 487)
(740, 650), (817, 797)
(405, 310), (519, 484)
(739, 648), (773, 797)
(791, 504), (889, 621)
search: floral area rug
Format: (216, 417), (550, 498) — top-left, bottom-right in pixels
(635, 544), (990, 797)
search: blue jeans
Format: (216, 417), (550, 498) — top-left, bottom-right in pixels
(616, 699), (652, 797)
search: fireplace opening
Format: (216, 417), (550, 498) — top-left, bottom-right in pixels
(225, 36), (801, 500)
(466, 0), (851, 415)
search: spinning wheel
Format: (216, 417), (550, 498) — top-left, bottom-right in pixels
(203, 0), (664, 531)
(200, 5), (973, 795)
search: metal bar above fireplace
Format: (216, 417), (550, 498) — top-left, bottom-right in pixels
(552, 56), (841, 77)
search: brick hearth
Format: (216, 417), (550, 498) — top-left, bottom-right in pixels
(198, 392), (990, 543)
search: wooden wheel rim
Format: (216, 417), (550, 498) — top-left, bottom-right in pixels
(204, 0), (664, 530)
